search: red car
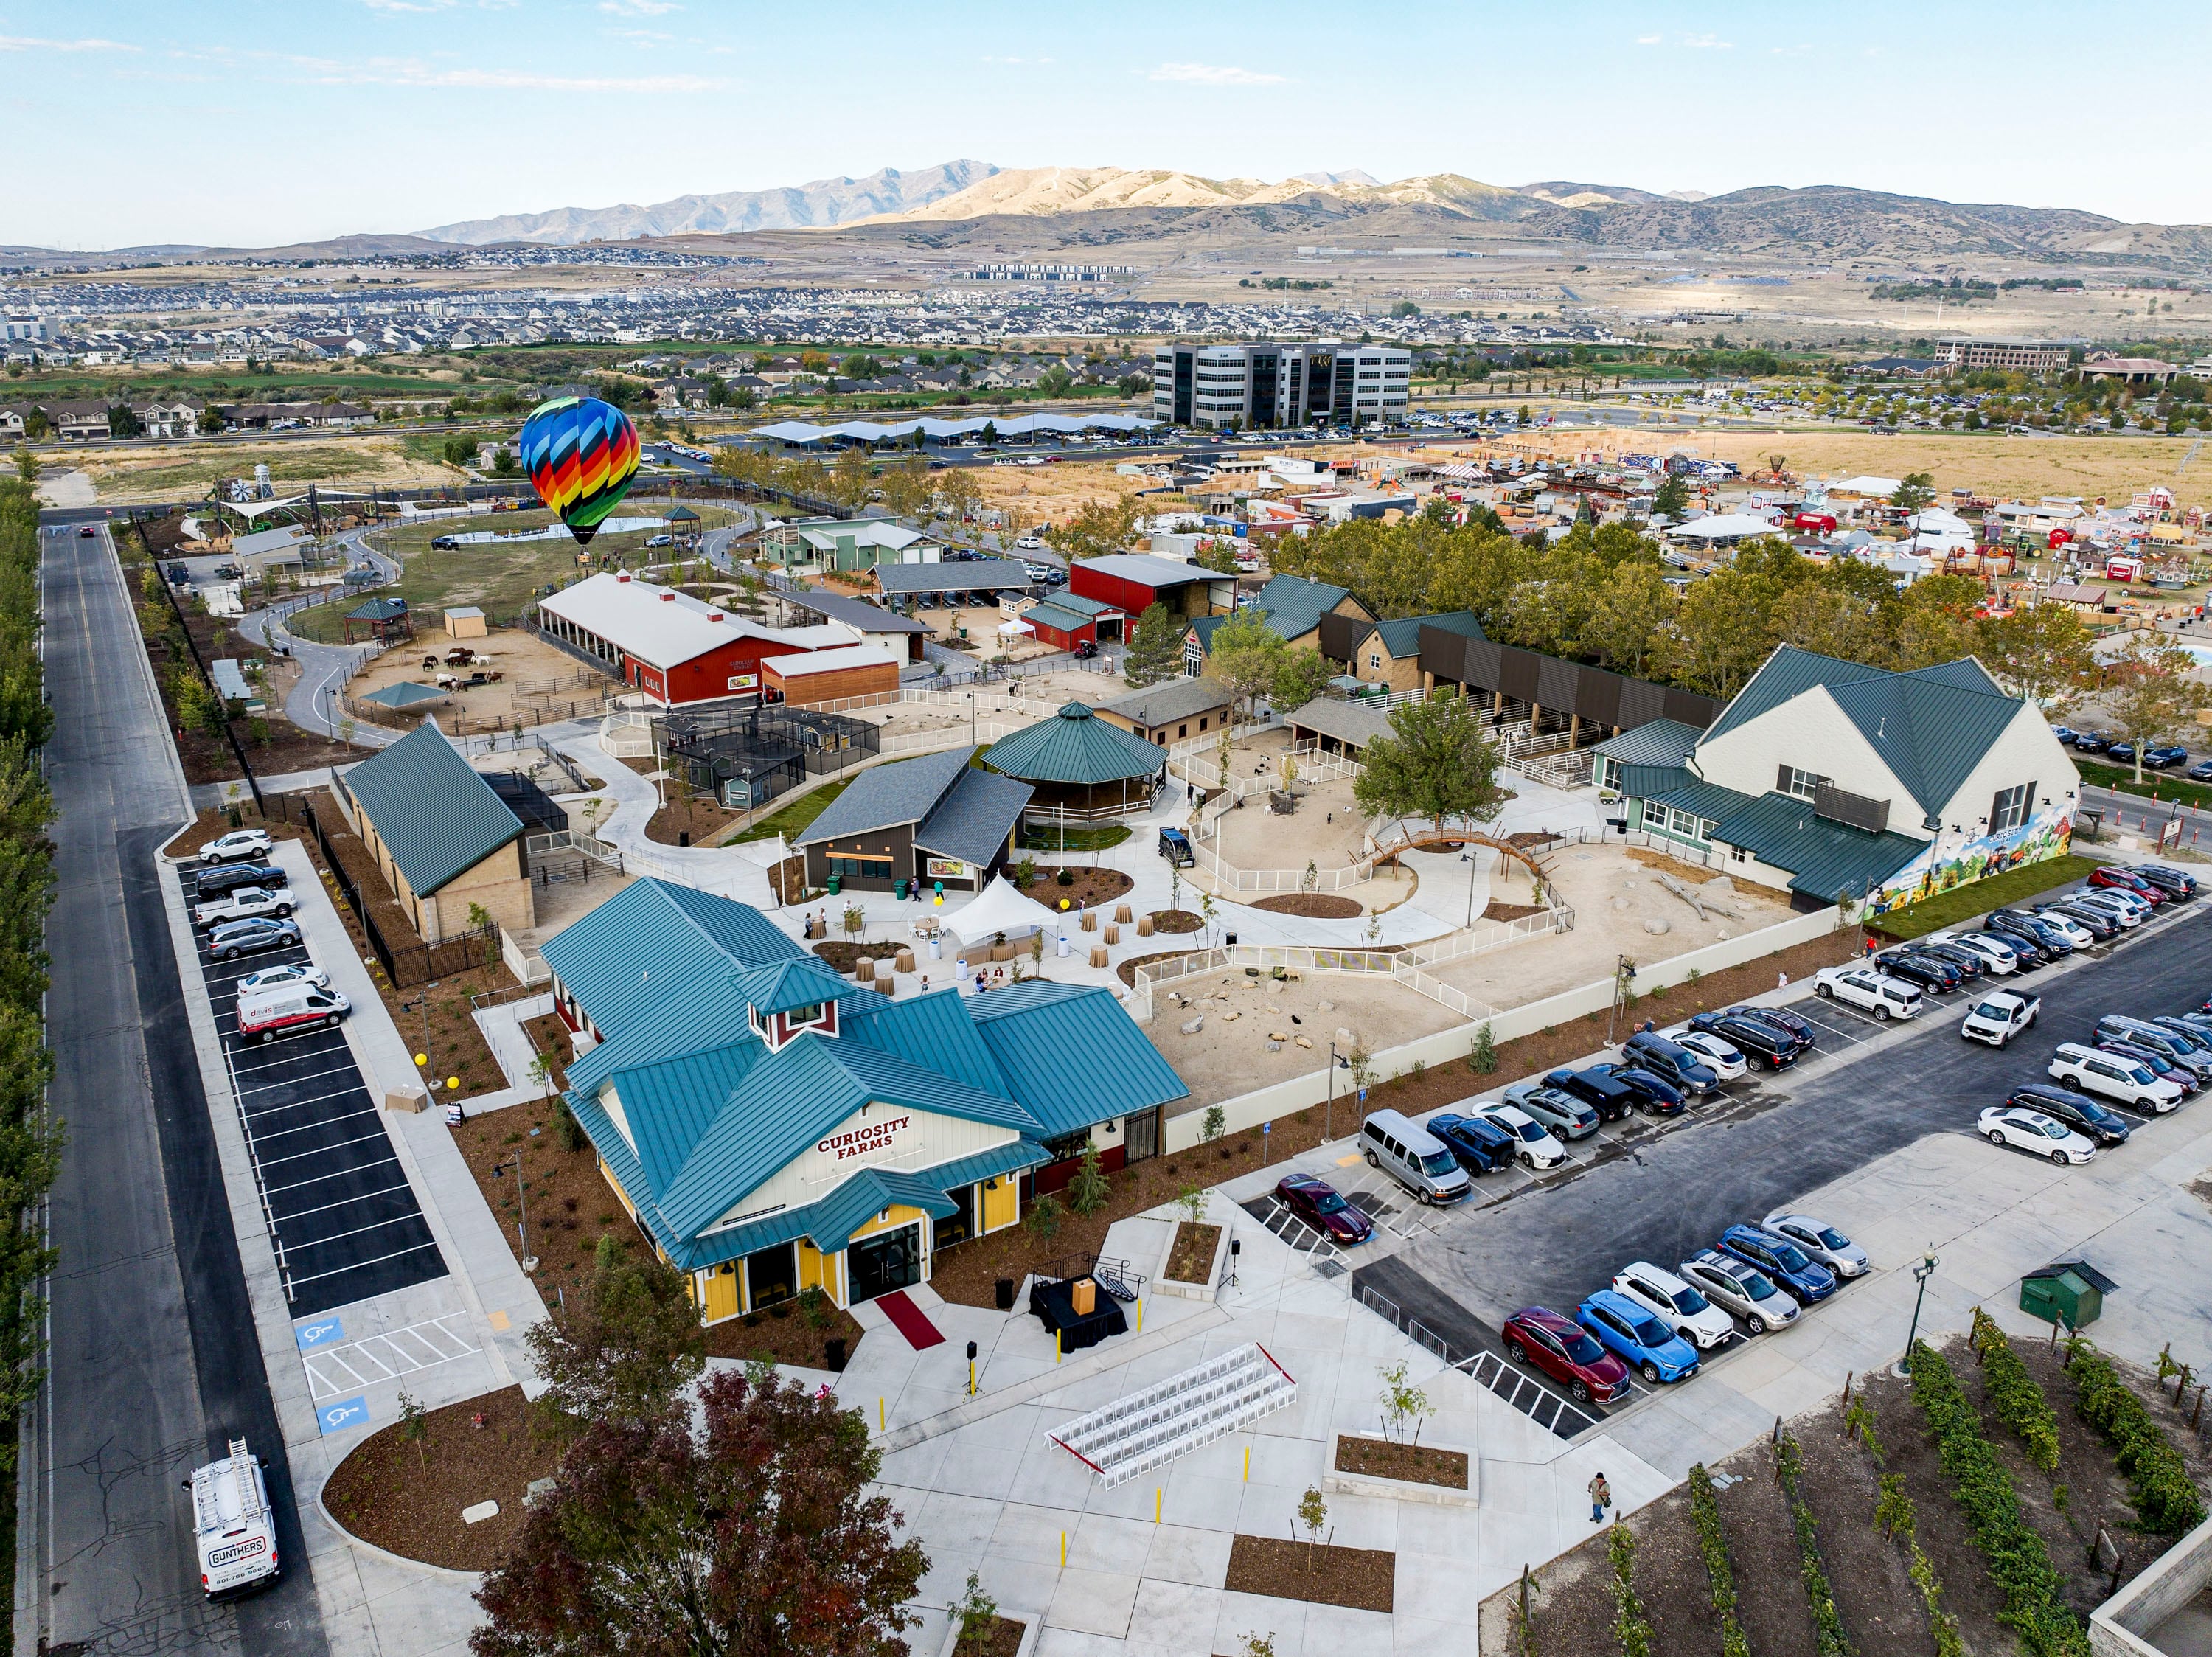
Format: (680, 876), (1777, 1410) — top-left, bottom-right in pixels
(1502, 1305), (1630, 1405)
(1273, 1174), (1374, 1246)
(2089, 866), (2166, 906)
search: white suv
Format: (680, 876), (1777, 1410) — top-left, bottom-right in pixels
(2048, 1041), (2183, 1113)
(1926, 933), (2017, 974)
(1812, 966), (1922, 1021)
(1612, 1260), (1736, 1350)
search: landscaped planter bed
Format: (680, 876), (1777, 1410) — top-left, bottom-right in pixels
(1147, 908), (1204, 934)
(321, 1383), (559, 1571)
(703, 1291), (866, 1371)
(939, 1612), (1032, 1657)
(1248, 892), (1363, 919)
(1325, 1431), (1475, 1506)
(1021, 865), (1133, 909)
(1224, 1534), (1394, 1612)
(1163, 1220), (1220, 1283)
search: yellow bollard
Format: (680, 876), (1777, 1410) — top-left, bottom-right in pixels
(1060, 1531), (1066, 1569)
(1056, 1327), (1062, 1364)
(878, 1397), (886, 1431)
(1136, 1297), (1143, 1333)
(1155, 1487), (1162, 1524)
(1243, 1445), (1250, 1483)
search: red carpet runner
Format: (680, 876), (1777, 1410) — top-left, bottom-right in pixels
(875, 1288), (945, 1351)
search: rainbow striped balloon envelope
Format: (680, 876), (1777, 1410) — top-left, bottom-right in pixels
(519, 395), (640, 546)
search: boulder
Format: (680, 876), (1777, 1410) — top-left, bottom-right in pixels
(1642, 917), (1672, 936)
(1180, 1015), (1205, 1035)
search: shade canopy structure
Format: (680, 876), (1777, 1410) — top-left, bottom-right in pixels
(944, 875), (1063, 949)
(984, 700), (1168, 824)
(357, 680), (448, 709)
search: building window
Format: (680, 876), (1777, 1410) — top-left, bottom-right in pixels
(1198, 717), (1208, 731)
(1990, 782), (2034, 836)
(1661, 806), (1711, 844)
(1730, 843), (1749, 863)
(1369, 653), (1381, 669)
(1782, 767), (1828, 800)
(1040, 1128), (1092, 1164)
(1178, 723), (1188, 738)
(828, 855), (891, 880)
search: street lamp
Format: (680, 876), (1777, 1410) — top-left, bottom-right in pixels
(1325, 1042), (1353, 1143)
(492, 1147), (537, 1272)
(1898, 1248), (1940, 1377)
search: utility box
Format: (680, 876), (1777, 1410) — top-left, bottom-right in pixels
(2020, 1260), (2115, 1331)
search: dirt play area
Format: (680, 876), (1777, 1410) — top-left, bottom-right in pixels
(347, 624), (613, 732)
(1428, 843), (1799, 1008)
(1143, 963), (1463, 1106)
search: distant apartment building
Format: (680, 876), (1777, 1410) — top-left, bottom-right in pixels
(1932, 337), (2073, 377)
(1152, 341), (1411, 430)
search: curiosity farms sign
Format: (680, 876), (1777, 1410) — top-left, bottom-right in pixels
(817, 1114), (911, 1163)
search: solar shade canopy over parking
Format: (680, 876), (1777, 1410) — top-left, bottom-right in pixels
(178, 862), (448, 1316)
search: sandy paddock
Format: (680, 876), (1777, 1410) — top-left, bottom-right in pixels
(348, 625), (608, 728)
(1144, 965), (1465, 1108)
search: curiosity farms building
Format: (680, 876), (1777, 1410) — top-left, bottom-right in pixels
(539, 878), (1187, 1318)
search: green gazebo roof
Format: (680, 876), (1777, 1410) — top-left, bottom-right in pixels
(984, 701), (1167, 786)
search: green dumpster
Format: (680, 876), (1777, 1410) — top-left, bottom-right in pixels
(827, 872), (842, 896)
(2020, 1262), (2109, 1331)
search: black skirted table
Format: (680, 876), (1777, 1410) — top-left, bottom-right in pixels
(1029, 1277), (1127, 1352)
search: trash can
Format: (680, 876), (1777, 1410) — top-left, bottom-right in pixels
(894, 878), (908, 901)
(993, 1277), (1017, 1312)
(2020, 1262), (2108, 1330)
(827, 872), (841, 896)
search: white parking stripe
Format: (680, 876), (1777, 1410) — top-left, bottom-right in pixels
(248, 1107), (382, 1146)
(284, 1237), (445, 1291)
(255, 1126), (394, 1170)
(262, 1160), (406, 1200)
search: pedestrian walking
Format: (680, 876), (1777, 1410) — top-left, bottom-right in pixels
(1589, 1471), (1612, 1524)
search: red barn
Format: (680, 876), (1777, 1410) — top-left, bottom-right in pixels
(535, 572), (872, 709)
(1068, 554), (1233, 624)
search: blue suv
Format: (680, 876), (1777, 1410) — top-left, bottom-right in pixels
(1577, 1289), (1701, 1383)
(1719, 1224), (1837, 1305)
(1425, 1111), (1517, 1175)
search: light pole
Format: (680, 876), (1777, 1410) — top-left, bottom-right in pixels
(1899, 1249), (1940, 1377)
(493, 1147), (536, 1272)
(1325, 1042), (1353, 1143)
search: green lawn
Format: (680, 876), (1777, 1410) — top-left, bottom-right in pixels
(731, 777), (853, 844)
(2075, 758), (2212, 813)
(289, 505), (739, 639)
(1867, 854), (2100, 941)
(1017, 823), (1133, 852)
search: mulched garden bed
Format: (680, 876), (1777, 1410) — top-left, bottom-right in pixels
(768, 853), (807, 904)
(453, 1099), (642, 1291)
(1481, 900), (1545, 923)
(1710, 1444), (1820, 1657)
(1163, 1220), (1220, 1283)
(703, 1293), (865, 1371)
(1249, 892), (1363, 919)
(321, 1384), (559, 1572)
(1148, 909), (1204, 934)
(1020, 864), (1134, 909)
(1477, 1484), (1719, 1656)
(1225, 1535), (1394, 1613)
(951, 1616), (1026, 1657)
(1333, 1436), (1467, 1489)
(813, 940), (905, 972)
(518, 1012), (571, 1093)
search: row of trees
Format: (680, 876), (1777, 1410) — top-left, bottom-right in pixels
(0, 477), (61, 1565)
(1266, 514), (2106, 706)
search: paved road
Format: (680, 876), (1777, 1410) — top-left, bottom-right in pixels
(28, 523), (327, 1656)
(1369, 899), (2212, 1347)
(234, 528), (394, 746)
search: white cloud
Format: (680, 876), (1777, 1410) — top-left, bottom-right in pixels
(599, 0), (681, 13)
(1147, 61), (1285, 86)
(310, 57), (723, 92)
(360, 0), (456, 11)
(1680, 32), (1732, 48)
(1636, 33), (1663, 44)
(0, 34), (140, 52)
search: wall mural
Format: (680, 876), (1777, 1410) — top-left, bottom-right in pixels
(1865, 797), (2074, 917)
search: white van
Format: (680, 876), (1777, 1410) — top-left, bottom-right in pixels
(236, 983), (350, 1043)
(2048, 1041), (2183, 1114)
(1360, 1108), (1472, 1205)
(187, 1437), (279, 1597)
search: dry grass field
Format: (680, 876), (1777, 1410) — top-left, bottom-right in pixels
(75, 435), (461, 502)
(968, 458), (1154, 526)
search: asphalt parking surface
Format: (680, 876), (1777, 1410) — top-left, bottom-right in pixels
(1351, 898), (2212, 1431)
(179, 862), (447, 1316)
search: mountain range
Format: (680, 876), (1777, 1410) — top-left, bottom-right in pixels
(407, 162), (2211, 265)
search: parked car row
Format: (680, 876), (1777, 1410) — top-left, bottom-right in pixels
(1976, 996), (2212, 1164)
(2053, 729), (2190, 769)
(190, 835), (351, 1043)
(1501, 1209), (1871, 1403)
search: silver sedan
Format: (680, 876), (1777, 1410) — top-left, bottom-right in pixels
(1761, 1212), (1870, 1279)
(1678, 1248), (1800, 1335)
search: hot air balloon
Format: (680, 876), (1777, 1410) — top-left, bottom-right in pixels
(519, 395), (640, 547)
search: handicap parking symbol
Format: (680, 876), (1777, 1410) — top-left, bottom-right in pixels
(295, 1316), (345, 1352)
(318, 1396), (370, 1436)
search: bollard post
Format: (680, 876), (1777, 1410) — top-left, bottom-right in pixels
(1243, 1445), (1251, 1482)
(879, 1397), (886, 1432)
(1060, 1531), (1066, 1569)
(967, 1339), (978, 1397)
(1155, 1487), (1162, 1524)
(1056, 1327), (1062, 1364)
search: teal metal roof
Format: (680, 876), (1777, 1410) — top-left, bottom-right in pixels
(347, 596), (409, 621)
(1368, 611), (1482, 659)
(806, 1168), (959, 1254)
(1022, 602), (1099, 635)
(967, 980), (1193, 1138)
(340, 723), (523, 897)
(1646, 777), (1759, 824)
(358, 681), (446, 709)
(1704, 646), (1889, 745)
(1249, 572), (1360, 642)
(1615, 761), (1694, 799)
(984, 702), (1168, 786)
(1593, 718), (1706, 768)
(729, 956), (849, 1017)
(1709, 791), (1925, 903)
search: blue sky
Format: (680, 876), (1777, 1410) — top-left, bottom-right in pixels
(7, 0), (2210, 249)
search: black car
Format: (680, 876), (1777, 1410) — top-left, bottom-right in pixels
(2187, 760), (2212, 783)
(1910, 939), (1987, 979)
(2074, 731), (2111, 754)
(2051, 726), (2079, 746)
(192, 860), (291, 898)
(1687, 1011), (1801, 1070)
(1983, 914), (2059, 962)
(1427, 1111), (1517, 1175)
(2138, 864), (2199, 900)
(2006, 1083), (2132, 1146)
(1875, 951), (1960, 993)
(1591, 1061), (1690, 1116)
(1543, 1066), (1640, 1123)
(1693, 1004), (1816, 1052)
(1620, 1031), (1720, 1095)
(2144, 745), (2190, 771)
(2037, 900), (2118, 940)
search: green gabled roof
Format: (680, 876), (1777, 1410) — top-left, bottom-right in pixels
(1594, 718), (1706, 768)
(340, 723), (523, 897)
(1709, 791), (1925, 903)
(966, 980), (1193, 1138)
(1368, 611), (1483, 659)
(1646, 777), (1759, 824)
(1704, 647), (2025, 823)
(806, 1168), (960, 1254)
(984, 701), (1168, 785)
(1249, 572), (1360, 642)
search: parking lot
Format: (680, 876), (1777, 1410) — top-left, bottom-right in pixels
(178, 861), (448, 1317)
(1343, 890), (2209, 1435)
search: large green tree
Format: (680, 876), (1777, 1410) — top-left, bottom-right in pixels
(1122, 602), (1186, 687)
(1975, 602), (2096, 714)
(2101, 633), (2209, 783)
(526, 1236), (706, 1441)
(474, 1366), (928, 1657)
(1352, 689), (1506, 833)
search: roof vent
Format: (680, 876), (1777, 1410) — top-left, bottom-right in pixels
(661, 591), (675, 602)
